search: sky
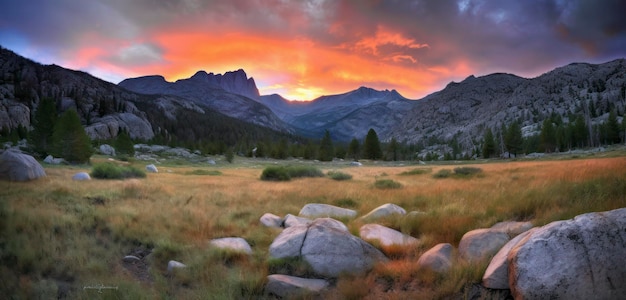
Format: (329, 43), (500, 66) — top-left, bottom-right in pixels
(1, 0), (626, 101)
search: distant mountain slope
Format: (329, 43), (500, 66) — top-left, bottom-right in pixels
(260, 86), (416, 140)
(390, 59), (626, 152)
(119, 70), (290, 133)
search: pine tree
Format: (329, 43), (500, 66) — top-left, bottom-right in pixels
(347, 137), (360, 161)
(604, 110), (621, 144)
(363, 128), (382, 160)
(482, 128), (496, 158)
(29, 97), (57, 156)
(387, 137), (399, 161)
(51, 109), (93, 164)
(114, 129), (135, 156)
(505, 122), (524, 157)
(540, 119), (557, 152)
(318, 130), (334, 161)
(573, 115), (588, 148)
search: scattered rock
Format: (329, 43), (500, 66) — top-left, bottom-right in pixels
(350, 161), (363, 166)
(283, 214), (312, 228)
(265, 274), (329, 298)
(458, 229), (510, 262)
(167, 260), (187, 273)
(146, 164), (158, 173)
(209, 237), (253, 255)
(482, 229), (535, 289)
(508, 208), (626, 299)
(416, 243), (454, 273)
(99, 144), (116, 156)
(269, 218), (388, 278)
(122, 255), (141, 263)
(207, 159), (216, 165)
(72, 172), (91, 181)
(260, 213), (283, 228)
(359, 224), (418, 247)
(43, 155), (65, 165)
(490, 221), (533, 237)
(0, 150), (46, 181)
(299, 203), (357, 219)
(361, 203), (406, 221)
(312, 217), (349, 232)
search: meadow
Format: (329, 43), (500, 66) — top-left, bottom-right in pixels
(1, 153), (625, 299)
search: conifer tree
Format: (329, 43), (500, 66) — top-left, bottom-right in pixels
(363, 128), (382, 160)
(387, 137), (399, 161)
(114, 129), (135, 156)
(505, 122), (524, 157)
(540, 119), (557, 152)
(347, 137), (360, 161)
(29, 97), (57, 156)
(604, 110), (621, 144)
(318, 130), (334, 161)
(51, 109), (93, 164)
(482, 128), (496, 158)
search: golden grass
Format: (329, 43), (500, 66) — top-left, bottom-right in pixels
(1, 156), (625, 298)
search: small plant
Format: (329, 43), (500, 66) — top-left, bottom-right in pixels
(328, 171), (353, 181)
(453, 167), (483, 176)
(374, 179), (402, 189)
(433, 169), (452, 179)
(185, 169), (222, 176)
(399, 168), (432, 176)
(333, 198), (359, 208)
(91, 163), (146, 179)
(286, 166), (325, 178)
(260, 166), (291, 181)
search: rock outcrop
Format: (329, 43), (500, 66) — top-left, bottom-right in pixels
(269, 218), (387, 278)
(265, 274), (329, 298)
(0, 150), (46, 181)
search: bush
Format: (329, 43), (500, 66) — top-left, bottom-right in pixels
(260, 166), (291, 181)
(433, 169), (452, 178)
(260, 166), (324, 181)
(453, 167), (483, 176)
(333, 198), (359, 208)
(399, 168), (432, 176)
(328, 171), (353, 181)
(185, 169), (222, 176)
(374, 179), (402, 189)
(91, 163), (146, 179)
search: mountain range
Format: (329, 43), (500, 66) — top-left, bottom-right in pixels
(2, 44), (625, 156)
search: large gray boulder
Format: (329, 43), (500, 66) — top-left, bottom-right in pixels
(416, 243), (454, 273)
(482, 229), (535, 289)
(265, 274), (329, 298)
(359, 224), (418, 247)
(146, 164), (158, 173)
(508, 208), (626, 299)
(458, 229), (510, 262)
(167, 260), (187, 273)
(269, 218), (388, 278)
(0, 151), (46, 181)
(360, 203), (406, 221)
(299, 203), (357, 219)
(209, 237), (252, 255)
(99, 144), (116, 156)
(283, 214), (312, 228)
(72, 172), (91, 181)
(260, 213), (283, 228)
(43, 155), (65, 165)
(490, 221), (533, 237)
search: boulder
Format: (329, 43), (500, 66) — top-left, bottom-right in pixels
(359, 224), (418, 247)
(72, 172), (91, 181)
(265, 274), (329, 298)
(260, 213), (283, 228)
(85, 113), (154, 141)
(146, 164), (158, 173)
(99, 144), (116, 156)
(209, 237), (252, 255)
(508, 208), (626, 299)
(122, 255), (141, 263)
(0, 151), (46, 181)
(361, 203), (406, 221)
(167, 260), (187, 273)
(43, 155), (65, 165)
(299, 203), (357, 219)
(416, 243), (454, 273)
(458, 229), (509, 262)
(482, 229), (535, 289)
(350, 161), (363, 166)
(490, 221), (533, 237)
(283, 214), (312, 228)
(269, 218), (388, 278)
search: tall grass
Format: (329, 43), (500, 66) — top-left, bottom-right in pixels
(1, 157), (625, 298)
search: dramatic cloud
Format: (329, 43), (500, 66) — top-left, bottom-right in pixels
(1, 0), (625, 100)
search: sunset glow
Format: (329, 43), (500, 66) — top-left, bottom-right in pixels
(1, 0), (625, 100)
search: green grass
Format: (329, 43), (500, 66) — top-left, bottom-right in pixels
(399, 168), (432, 175)
(184, 169), (222, 176)
(327, 171), (353, 181)
(374, 179), (403, 189)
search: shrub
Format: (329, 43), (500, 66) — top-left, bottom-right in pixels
(260, 166), (324, 181)
(399, 168), (432, 176)
(453, 167), (483, 176)
(374, 179), (402, 189)
(91, 163), (146, 179)
(185, 169), (222, 176)
(328, 171), (353, 181)
(433, 169), (452, 178)
(260, 166), (291, 181)
(333, 198), (359, 208)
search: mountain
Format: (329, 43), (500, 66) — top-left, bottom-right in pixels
(259, 86), (416, 140)
(390, 59), (626, 155)
(119, 70), (289, 133)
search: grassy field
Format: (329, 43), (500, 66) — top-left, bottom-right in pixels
(1, 154), (625, 299)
